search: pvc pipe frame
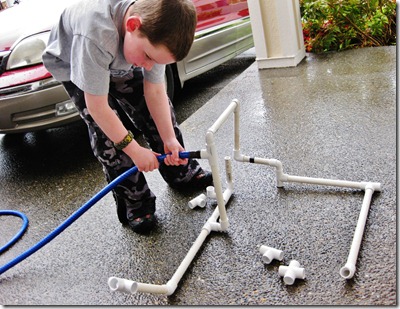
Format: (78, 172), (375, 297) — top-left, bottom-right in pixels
(109, 108), (235, 296)
(109, 99), (381, 295)
(228, 99), (381, 280)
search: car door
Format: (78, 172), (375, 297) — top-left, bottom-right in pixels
(195, 0), (232, 31)
(176, 0), (253, 84)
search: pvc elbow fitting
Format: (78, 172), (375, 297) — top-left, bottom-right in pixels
(259, 245), (284, 264)
(278, 260), (306, 285)
(233, 150), (244, 162)
(361, 181), (382, 192)
(188, 193), (207, 209)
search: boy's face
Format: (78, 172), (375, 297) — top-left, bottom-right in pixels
(123, 16), (175, 71)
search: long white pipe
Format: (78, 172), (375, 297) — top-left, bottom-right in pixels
(206, 135), (229, 229)
(205, 101), (238, 230)
(340, 183), (376, 279)
(283, 175), (381, 191)
(235, 155), (382, 192)
(208, 99), (238, 134)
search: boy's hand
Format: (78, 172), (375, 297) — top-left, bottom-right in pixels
(126, 143), (160, 172)
(163, 139), (188, 166)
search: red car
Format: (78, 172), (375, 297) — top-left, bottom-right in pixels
(0, 0), (253, 134)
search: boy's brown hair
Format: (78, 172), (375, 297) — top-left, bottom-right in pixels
(130, 0), (197, 61)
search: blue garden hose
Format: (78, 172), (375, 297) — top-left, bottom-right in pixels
(0, 151), (200, 276)
(0, 210), (29, 254)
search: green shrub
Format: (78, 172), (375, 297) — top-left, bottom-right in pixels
(300, 0), (397, 53)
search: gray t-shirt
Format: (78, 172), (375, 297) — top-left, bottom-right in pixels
(42, 0), (165, 95)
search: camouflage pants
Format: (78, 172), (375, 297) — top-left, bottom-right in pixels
(62, 68), (202, 222)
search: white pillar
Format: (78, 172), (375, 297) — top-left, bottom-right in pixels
(248, 0), (306, 69)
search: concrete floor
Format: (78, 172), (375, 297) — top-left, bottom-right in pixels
(0, 46), (396, 305)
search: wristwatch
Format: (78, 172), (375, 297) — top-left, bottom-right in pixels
(114, 130), (134, 150)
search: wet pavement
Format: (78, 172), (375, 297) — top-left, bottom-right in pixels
(0, 46), (396, 305)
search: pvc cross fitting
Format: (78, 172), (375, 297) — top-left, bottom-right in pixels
(278, 260), (306, 285)
(259, 245), (284, 264)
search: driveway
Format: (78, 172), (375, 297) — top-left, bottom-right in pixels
(0, 46), (396, 305)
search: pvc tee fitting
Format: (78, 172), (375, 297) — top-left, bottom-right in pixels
(278, 260), (306, 285)
(259, 245), (284, 264)
(188, 193), (207, 209)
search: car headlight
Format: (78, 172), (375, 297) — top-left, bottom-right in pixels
(7, 31), (50, 70)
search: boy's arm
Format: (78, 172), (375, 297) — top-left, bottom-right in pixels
(84, 92), (160, 172)
(143, 79), (188, 166)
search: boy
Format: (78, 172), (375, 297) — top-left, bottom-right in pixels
(42, 0), (212, 234)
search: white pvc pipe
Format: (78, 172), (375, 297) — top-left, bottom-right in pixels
(204, 103), (237, 231)
(207, 99), (238, 134)
(340, 184), (375, 279)
(238, 155), (382, 192)
(206, 186), (217, 199)
(206, 125), (235, 230)
(278, 260), (305, 285)
(283, 175), (381, 191)
(223, 156), (234, 203)
(166, 227), (211, 293)
(188, 193), (207, 209)
(241, 156), (285, 187)
(259, 245), (284, 264)
(224, 156), (233, 185)
(108, 277), (171, 295)
(108, 222), (211, 295)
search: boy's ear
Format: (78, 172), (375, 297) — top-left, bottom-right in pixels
(126, 16), (142, 32)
